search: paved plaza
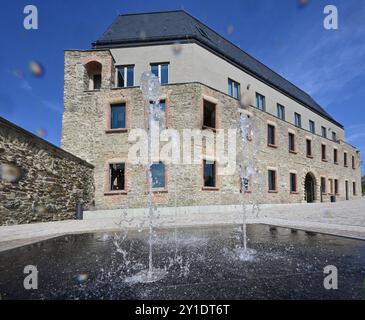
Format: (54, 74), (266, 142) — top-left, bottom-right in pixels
(0, 198), (364, 252)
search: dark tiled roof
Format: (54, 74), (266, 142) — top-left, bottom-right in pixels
(93, 10), (342, 128)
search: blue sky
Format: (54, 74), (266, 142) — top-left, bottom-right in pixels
(0, 0), (364, 172)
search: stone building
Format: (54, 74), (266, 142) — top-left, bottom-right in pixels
(61, 10), (362, 212)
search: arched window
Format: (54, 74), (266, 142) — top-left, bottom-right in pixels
(84, 61), (102, 90)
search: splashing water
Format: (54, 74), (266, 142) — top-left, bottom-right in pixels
(125, 71), (167, 283)
(236, 110), (259, 261)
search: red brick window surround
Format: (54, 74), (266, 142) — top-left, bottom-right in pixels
(267, 124), (276, 147)
(106, 99), (128, 133)
(321, 144), (327, 161)
(290, 172), (298, 193)
(353, 182), (357, 195)
(334, 179), (339, 195)
(306, 139), (313, 158)
(202, 100), (217, 130)
(203, 159), (218, 190)
(288, 132), (296, 153)
(105, 162), (127, 195)
(268, 169), (277, 193)
(321, 177), (326, 194)
(150, 161), (167, 192)
(334, 148), (338, 164)
(329, 178), (334, 195)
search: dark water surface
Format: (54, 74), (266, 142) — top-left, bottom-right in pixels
(0, 224), (364, 300)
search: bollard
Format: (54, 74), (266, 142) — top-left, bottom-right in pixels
(75, 202), (83, 220)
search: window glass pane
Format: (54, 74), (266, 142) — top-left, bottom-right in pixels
(204, 160), (216, 187)
(110, 163), (125, 191)
(295, 113), (301, 127)
(289, 133), (295, 151)
(309, 120), (315, 133)
(161, 64), (168, 84)
(277, 104), (285, 120)
(111, 104), (126, 129)
(117, 67), (125, 87)
(268, 125), (275, 145)
(306, 140), (312, 156)
(256, 93), (265, 111)
(268, 170), (276, 191)
(322, 127), (327, 138)
(127, 66), (134, 87)
(151, 64), (159, 78)
(151, 162), (165, 188)
(233, 82), (239, 99)
(228, 79), (233, 96)
(290, 173), (296, 192)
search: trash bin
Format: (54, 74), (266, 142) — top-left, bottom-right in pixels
(330, 195), (336, 203)
(75, 202), (83, 220)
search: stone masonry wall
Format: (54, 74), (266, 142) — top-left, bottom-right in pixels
(61, 49), (362, 211)
(0, 117), (94, 225)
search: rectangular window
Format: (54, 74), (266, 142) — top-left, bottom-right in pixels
(203, 160), (216, 188)
(268, 170), (277, 192)
(329, 179), (334, 194)
(352, 155), (355, 169)
(288, 133), (295, 152)
(321, 177), (326, 194)
(93, 74), (101, 90)
(353, 182), (356, 195)
(116, 65), (134, 88)
(151, 162), (165, 189)
(334, 179), (339, 194)
(294, 113), (301, 128)
(255, 93), (265, 111)
(321, 144), (327, 161)
(332, 131), (337, 141)
(151, 63), (169, 84)
(290, 173), (297, 193)
(321, 126), (327, 138)
(267, 124), (276, 146)
(306, 139), (312, 157)
(110, 103), (126, 129)
(344, 152), (348, 167)
(203, 100), (216, 129)
(334, 149), (338, 164)
(109, 163), (125, 191)
(277, 104), (285, 120)
(228, 78), (240, 99)
(309, 120), (315, 134)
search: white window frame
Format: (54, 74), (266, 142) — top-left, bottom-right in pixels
(151, 63), (169, 84)
(115, 65), (134, 88)
(228, 78), (240, 99)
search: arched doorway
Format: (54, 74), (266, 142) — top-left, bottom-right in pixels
(305, 172), (316, 203)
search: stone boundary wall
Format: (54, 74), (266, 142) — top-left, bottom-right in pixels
(0, 117), (94, 225)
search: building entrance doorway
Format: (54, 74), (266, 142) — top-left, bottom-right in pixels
(305, 172), (316, 203)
